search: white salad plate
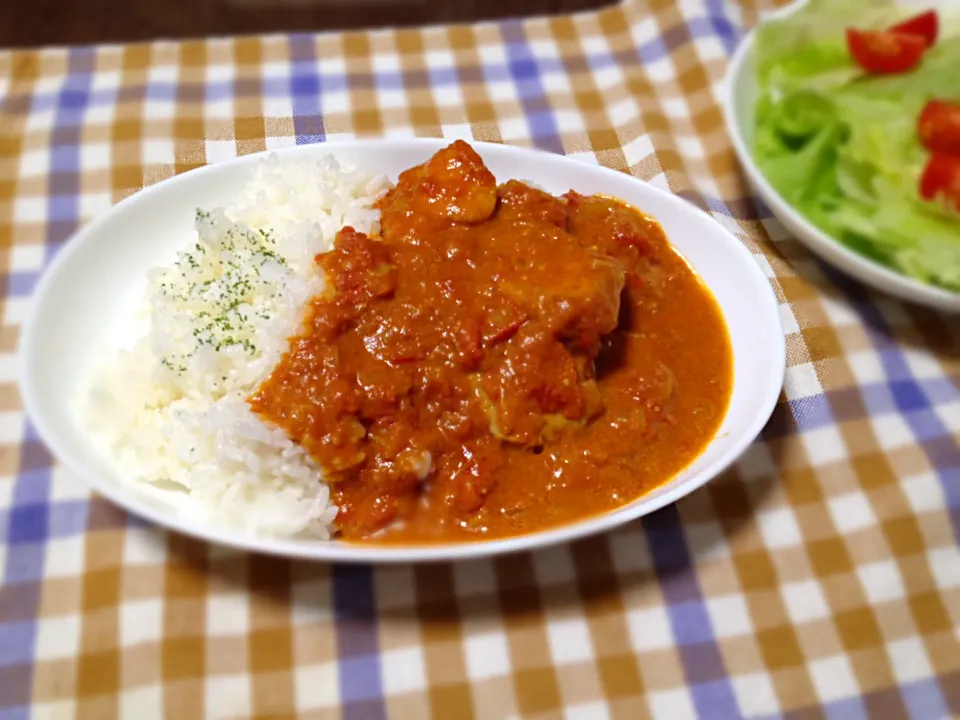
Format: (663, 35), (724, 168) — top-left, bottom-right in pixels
(19, 138), (785, 563)
(723, 2), (960, 314)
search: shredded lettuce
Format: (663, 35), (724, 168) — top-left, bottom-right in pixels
(753, 0), (960, 293)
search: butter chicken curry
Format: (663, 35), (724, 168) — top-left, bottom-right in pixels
(250, 141), (732, 542)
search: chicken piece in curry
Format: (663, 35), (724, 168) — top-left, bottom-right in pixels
(249, 141), (733, 542)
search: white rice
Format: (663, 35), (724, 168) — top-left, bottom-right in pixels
(84, 154), (390, 538)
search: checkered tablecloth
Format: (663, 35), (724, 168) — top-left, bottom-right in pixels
(2, 0), (959, 717)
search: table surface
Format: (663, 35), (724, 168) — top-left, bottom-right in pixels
(1, 1), (959, 718)
(0, 0), (614, 49)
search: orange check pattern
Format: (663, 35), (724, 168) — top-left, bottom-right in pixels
(1, 1), (959, 718)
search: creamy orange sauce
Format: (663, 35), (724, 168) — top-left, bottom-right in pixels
(250, 141), (732, 543)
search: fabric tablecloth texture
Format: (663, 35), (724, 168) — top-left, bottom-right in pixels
(1, 0), (958, 718)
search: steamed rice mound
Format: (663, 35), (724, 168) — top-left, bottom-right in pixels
(84, 154), (390, 538)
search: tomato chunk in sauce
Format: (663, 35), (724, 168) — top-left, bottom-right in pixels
(249, 140), (732, 542)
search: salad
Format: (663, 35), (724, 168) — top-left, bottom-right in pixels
(754, 0), (960, 293)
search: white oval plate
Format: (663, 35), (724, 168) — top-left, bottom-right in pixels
(19, 139), (784, 562)
(723, 7), (960, 313)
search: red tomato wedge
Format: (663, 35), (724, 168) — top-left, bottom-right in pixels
(846, 29), (926, 75)
(919, 153), (960, 212)
(918, 100), (960, 154)
(888, 9), (939, 48)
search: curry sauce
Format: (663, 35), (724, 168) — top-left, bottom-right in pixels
(249, 141), (732, 542)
